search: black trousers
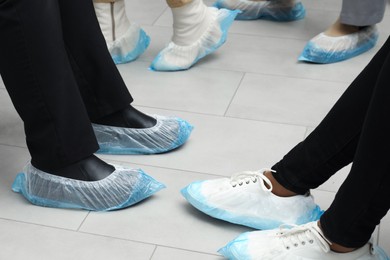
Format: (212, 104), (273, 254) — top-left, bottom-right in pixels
(272, 37), (390, 248)
(0, 0), (133, 171)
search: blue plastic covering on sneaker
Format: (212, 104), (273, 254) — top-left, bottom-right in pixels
(150, 8), (239, 71)
(93, 115), (193, 155)
(214, 0), (305, 21)
(219, 229), (390, 260)
(181, 178), (323, 230)
(298, 26), (378, 64)
(218, 232), (251, 260)
(109, 24), (150, 64)
(12, 163), (165, 211)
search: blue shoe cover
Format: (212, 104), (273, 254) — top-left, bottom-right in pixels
(214, 0), (305, 21)
(181, 172), (323, 230)
(109, 23), (150, 64)
(299, 26), (378, 64)
(218, 232), (252, 260)
(93, 115), (193, 155)
(150, 8), (239, 71)
(219, 226), (390, 260)
(12, 163), (165, 211)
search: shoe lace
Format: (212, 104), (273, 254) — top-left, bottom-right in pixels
(230, 169), (275, 191)
(276, 223), (332, 253)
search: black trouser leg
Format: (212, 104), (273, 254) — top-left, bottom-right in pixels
(272, 37), (390, 247)
(0, 0), (132, 171)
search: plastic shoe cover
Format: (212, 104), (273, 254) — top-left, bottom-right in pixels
(214, 0), (305, 21)
(93, 115), (193, 155)
(298, 26), (378, 64)
(150, 8), (239, 71)
(219, 222), (390, 260)
(109, 23), (150, 64)
(12, 163), (165, 211)
(181, 170), (323, 230)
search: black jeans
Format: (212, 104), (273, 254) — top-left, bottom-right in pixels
(272, 37), (390, 248)
(0, 0), (133, 171)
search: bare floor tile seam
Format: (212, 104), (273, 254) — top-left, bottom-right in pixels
(102, 158), (229, 179)
(223, 73), (246, 116)
(151, 245), (221, 259)
(0, 217), (81, 232)
(0, 143), (27, 150)
(135, 104), (312, 131)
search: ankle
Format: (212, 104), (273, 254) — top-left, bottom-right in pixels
(317, 221), (357, 253)
(264, 171), (297, 197)
(94, 105), (157, 129)
(324, 18), (359, 37)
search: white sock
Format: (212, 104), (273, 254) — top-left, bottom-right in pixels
(94, 0), (130, 43)
(171, 0), (213, 46)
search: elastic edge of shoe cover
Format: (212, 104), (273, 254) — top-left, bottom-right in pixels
(149, 8), (240, 71)
(181, 183), (283, 230)
(95, 117), (193, 155)
(214, 0), (305, 21)
(111, 28), (151, 64)
(298, 31), (378, 64)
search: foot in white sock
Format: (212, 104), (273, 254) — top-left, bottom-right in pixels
(150, 0), (239, 71)
(93, 0), (150, 64)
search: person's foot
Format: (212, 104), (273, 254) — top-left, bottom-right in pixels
(150, 0), (239, 71)
(93, 0), (150, 64)
(50, 155), (115, 181)
(219, 221), (389, 260)
(94, 105), (157, 129)
(298, 20), (379, 64)
(12, 161), (166, 211)
(214, 0), (305, 21)
(324, 19), (359, 37)
(181, 169), (323, 229)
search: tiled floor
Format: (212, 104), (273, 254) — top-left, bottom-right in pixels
(0, 0), (389, 259)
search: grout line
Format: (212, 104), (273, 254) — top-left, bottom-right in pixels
(223, 73), (246, 117)
(98, 157), (228, 179)
(149, 244), (221, 258)
(149, 246), (158, 260)
(77, 211), (91, 231)
(134, 104), (313, 129)
(0, 143), (27, 150)
(0, 217), (80, 232)
(151, 6), (170, 26)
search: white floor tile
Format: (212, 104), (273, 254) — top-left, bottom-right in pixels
(0, 145), (89, 230)
(79, 164), (252, 255)
(98, 108), (306, 176)
(152, 247), (223, 260)
(0, 219), (155, 260)
(225, 73), (347, 127)
(117, 61), (244, 116)
(0, 0), (389, 257)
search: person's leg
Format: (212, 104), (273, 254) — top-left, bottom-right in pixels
(319, 41), (390, 250)
(298, 0), (385, 63)
(0, 0), (100, 173)
(340, 0), (386, 27)
(219, 38), (390, 258)
(92, 0), (150, 64)
(57, 0), (158, 129)
(150, 0), (239, 71)
(214, 0), (305, 21)
(57, 0), (193, 154)
(273, 36), (390, 195)
(181, 37), (390, 232)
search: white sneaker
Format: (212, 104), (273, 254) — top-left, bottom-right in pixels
(219, 221), (390, 260)
(181, 169), (323, 229)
